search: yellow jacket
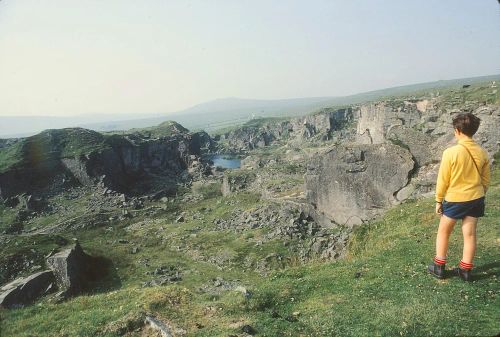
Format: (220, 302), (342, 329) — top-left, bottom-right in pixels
(435, 138), (490, 203)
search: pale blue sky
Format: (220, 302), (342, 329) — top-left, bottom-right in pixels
(0, 0), (499, 116)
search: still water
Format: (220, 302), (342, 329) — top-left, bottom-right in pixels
(206, 154), (241, 169)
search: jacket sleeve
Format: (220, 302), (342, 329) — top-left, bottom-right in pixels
(481, 153), (491, 193)
(435, 150), (451, 202)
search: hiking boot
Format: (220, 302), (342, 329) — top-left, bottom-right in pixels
(428, 262), (445, 279)
(455, 267), (472, 282)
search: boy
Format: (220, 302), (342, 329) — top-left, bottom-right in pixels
(428, 113), (490, 281)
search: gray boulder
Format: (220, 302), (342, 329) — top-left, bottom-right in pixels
(355, 101), (422, 145)
(474, 105), (500, 159)
(0, 270), (55, 308)
(386, 125), (439, 167)
(46, 241), (92, 296)
(221, 171), (256, 196)
(305, 143), (414, 226)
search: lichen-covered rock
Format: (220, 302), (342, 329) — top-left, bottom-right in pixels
(305, 143), (415, 226)
(0, 270), (55, 308)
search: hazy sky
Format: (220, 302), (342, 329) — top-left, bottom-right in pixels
(0, 0), (499, 117)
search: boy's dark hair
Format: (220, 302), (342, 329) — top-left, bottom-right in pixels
(452, 113), (481, 137)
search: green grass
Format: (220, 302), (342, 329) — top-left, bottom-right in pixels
(0, 141), (24, 173)
(0, 204), (18, 233)
(202, 164), (500, 337)
(0, 121), (193, 174)
(211, 117), (289, 136)
(119, 120), (189, 138)
(438, 83), (500, 106)
(1, 167), (498, 336)
(241, 117), (289, 128)
(0, 128), (111, 173)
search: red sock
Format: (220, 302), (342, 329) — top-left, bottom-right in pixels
(459, 261), (473, 270)
(434, 256), (446, 266)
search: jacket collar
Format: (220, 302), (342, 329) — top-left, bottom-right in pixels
(458, 138), (475, 145)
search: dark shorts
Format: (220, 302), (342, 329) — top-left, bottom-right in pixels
(442, 197), (485, 220)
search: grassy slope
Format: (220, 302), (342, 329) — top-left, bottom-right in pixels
(247, 164), (499, 337)
(370, 80), (500, 107)
(1, 163), (497, 337)
(209, 168), (500, 337)
(0, 141), (24, 173)
(244, 190), (498, 336)
(105, 121), (189, 138)
(0, 122), (188, 174)
(210, 117), (290, 137)
(0, 129), (111, 174)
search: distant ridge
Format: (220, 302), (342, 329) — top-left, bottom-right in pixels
(1, 73), (499, 138)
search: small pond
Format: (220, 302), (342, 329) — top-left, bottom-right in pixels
(205, 154), (241, 169)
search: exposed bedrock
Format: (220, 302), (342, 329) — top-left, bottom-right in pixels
(355, 102), (422, 145)
(0, 242), (106, 308)
(304, 143), (415, 226)
(0, 270), (55, 309)
(351, 103), (499, 203)
(46, 241), (93, 296)
(0, 129), (212, 198)
(218, 108), (354, 151)
(386, 125), (439, 167)
(62, 134), (195, 192)
(355, 102), (499, 160)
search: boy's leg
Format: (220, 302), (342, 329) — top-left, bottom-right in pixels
(435, 214), (457, 259)
(455, 216), (478, 281)
(429, 215), (456, 278)
(461, 216), (478, 265)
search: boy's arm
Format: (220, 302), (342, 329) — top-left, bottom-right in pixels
(481, 155), (490, 193)
(435, 150), (451, 203)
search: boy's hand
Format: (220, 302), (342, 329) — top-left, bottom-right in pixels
(435, 202), (443, 215)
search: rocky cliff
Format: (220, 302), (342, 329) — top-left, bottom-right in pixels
(216, 107), (354, 151)
(305, 143), (415, 226)
(304, 92), (499, 226)
(0, 122), (213, 199)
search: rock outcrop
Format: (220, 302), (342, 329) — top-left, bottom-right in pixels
(217, 108), (354, 151)
(145, 315), (175, 337)
(46, 241), (93, 296)
(386, 126), (439, 167)
(0, 125), (212, 199)
(349, 99), (499, 204)
(221, 171), (257, 196)
(305, 143), (415, 226)
(0, 270), (55, 308)
(0, 242), (105, 308)
(355, 101), (499, 161)
(355, 101), (422, 145)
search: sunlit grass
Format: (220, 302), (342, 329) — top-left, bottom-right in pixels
(1, 166), (498, 336)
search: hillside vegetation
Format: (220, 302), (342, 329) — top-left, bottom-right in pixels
(1, 80), (499, 337)
(1, 161), (498, 337)
(0, 129), (110, 173)
(0, 121), (192, 174)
